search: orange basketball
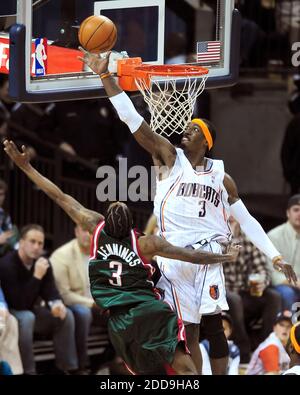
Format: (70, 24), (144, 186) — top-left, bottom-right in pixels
(78, 15), (117, 53)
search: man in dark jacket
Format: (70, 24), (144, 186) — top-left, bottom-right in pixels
(0, 224), (78, 374)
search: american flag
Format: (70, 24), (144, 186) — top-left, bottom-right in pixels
(196, 41), (221, 64)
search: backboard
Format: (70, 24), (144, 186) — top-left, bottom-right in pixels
(4, 0), (240, 102)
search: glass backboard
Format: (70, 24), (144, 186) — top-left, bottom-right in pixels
(5, 0), (240, 102)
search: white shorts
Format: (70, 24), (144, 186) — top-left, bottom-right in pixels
(156, 240), (228, 324)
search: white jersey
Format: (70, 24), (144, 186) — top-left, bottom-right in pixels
(246, 332), (290, 375)
(154, 148), (231, 246)
(154, 148), (232, 322)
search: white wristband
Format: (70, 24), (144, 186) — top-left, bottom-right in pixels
(109, 91), (144, 134)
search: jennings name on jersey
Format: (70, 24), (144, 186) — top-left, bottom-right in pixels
(89, 222), (158, 311)
(154, 148), (231, 247)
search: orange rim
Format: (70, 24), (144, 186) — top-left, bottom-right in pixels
(133, 64), (209, 80)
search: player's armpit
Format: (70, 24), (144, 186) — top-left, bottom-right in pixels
(133, 122), (177, 168)
(223, 173), (240, 205)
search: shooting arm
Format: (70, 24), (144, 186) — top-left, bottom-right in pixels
(24, 167), (102, 232)
(102, 75), (176, 165)
(3, 141), (103, 233)
(78, 49), (176, 166)
(138, 235), (233, 264)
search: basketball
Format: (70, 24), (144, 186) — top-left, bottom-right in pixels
(78, 15), (117, 53)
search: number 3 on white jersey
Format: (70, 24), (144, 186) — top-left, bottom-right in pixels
(109, 261), (123, 286)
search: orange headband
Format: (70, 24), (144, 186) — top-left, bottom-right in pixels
(191, 118), (213, 150)
(290, 322), (300, 354)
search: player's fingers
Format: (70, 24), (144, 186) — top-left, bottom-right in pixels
(9, 140), (18, 153)
(77, 56), (88, 64)
(21, 145), (27, 153)
(291, 268), (298, 285)
(284, 267), (292, 284)
(78, 46), (88, 54)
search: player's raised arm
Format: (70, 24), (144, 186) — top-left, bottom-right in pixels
(78, 48), (176, 168)
(3, 140), (103, 233)
(224, 173), (298, 285)
(138, 234), (240, 264)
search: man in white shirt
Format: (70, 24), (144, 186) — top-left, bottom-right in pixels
(268, 195), (300, 309)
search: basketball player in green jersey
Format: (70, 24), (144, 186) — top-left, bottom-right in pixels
(3, 139), (238, 375)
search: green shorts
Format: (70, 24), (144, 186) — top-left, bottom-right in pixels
(108, 299), (186, 375)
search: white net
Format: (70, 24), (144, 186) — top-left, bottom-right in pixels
(135, 74), (208, 136)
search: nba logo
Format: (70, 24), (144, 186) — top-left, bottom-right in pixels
(34, 38), (47, 76)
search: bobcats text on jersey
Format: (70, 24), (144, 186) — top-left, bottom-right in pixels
(176, 183), (220, 207)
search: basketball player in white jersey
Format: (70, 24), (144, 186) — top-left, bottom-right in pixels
(283, 322), (300, 375)
(79, 48), (298, 374)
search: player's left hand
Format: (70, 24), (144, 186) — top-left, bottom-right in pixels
(78, 46), (111, 75)
(273, 258), (298, 286)
(3, 140), (31, 171)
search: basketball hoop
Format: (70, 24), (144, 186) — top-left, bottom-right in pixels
(117, 60), (209, 136)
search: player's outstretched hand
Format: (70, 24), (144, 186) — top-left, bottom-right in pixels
(273, 258), (298, 286)
(78, 46), (111, 75)
(3, 140), (31, 171)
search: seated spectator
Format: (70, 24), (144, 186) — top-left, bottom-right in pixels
(246, 311), (292, 375)
(267, 194), (300, 310)
(0, 224), (78, 375)
(0, 179), (18, 257)
(0, 285), (23, 374)
(50, 225), (108, 372)
(283, 321), (300, 375)
(224, 217), (281, 364)
(200, 312), (240, 375)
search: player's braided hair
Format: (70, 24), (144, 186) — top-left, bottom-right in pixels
(105, 202), (133, 240)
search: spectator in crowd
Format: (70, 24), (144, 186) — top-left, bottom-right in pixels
(283, 322), (300, 375)
(267, 194), (300, 310)
(200, 312), (240, 375)
(0, 285), (23, 374)
(246, 311), (292, 375)
(0, 224), (78, 375)
(0, 179), (18, 257)
(50, 225), (107, 372)
(224, 217), (281, 364)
